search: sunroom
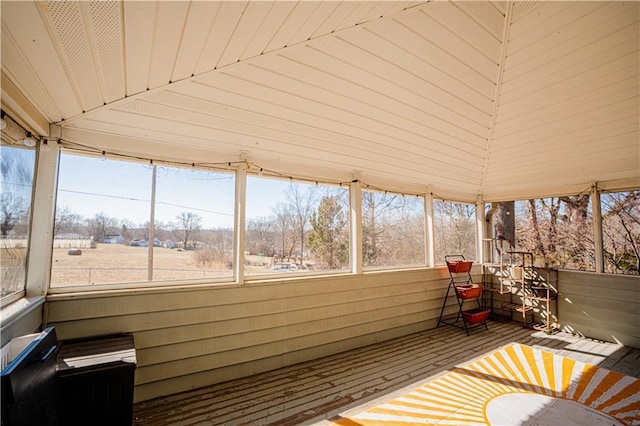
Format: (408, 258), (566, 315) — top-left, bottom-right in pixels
(1, 1), (639, 425)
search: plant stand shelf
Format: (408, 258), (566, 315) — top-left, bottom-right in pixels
(438, 255), (489, 336)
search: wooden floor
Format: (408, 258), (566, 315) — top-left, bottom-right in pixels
(133, 320), (640, 426)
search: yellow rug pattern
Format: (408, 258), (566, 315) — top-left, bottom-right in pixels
(330, 343), (640, 425)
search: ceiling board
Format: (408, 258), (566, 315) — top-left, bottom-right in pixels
(426, 1), (503, 62)
(263, 1), (321, 52)
(389, 12), (498, 98)
(193, 1), (246, 74)
(1, 0), (638, 202)
(171, 2), (222, 82)
(87, 1), (125, 103)
(238, 2), (296, 61)
(0, 27), (62, 122)
(328, 24), (495, 119)
(44, 1), (104, 110)
(147, 2), (190, 88)
(123, 1), (156, 95)
(218, 1), (275, 66)
(2, 1), (82, 119)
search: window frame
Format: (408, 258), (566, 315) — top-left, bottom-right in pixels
(48, 150), (238, 293)
(432, 198), (477, 265)
(0, 127), (38, 305)
(599, 189), (640, 276)
(361, 188), (427, 271)
(243, 173), (352, 279)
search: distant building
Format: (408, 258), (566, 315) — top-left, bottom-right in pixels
(163, 240), (178, 249)
(130, 237), (161, 247)
(103, 234), (125, 244)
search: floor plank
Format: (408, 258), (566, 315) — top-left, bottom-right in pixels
(133, 320), (640, 425)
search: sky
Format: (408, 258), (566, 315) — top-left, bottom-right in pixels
(55, 153), (318, 229)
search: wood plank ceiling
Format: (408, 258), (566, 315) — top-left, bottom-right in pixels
(1, 1), (638, 201)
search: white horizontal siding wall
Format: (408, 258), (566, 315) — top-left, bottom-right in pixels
(46, 267), (471, 403)
(558, 271), (639, 349)
(34, 268), (640, 403)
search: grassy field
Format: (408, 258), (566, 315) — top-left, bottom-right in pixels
(6, 243), (309, 289)
(51, 243), (234, 287)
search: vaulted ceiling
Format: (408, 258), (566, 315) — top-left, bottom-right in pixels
(1, 1), (638, 201)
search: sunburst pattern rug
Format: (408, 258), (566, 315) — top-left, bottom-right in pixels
(329, 343), (640, 425)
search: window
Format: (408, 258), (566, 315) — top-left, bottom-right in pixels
(153, 165), (235, 280)
(514, 196), (595, 271)
(362, 190), (425, 269)
(433, 200), (476, 264)
(1, 142), (36, 300)
(601, 190), (640, 275)
(245, 176), (349, 275)
(52, 153), (235, 287)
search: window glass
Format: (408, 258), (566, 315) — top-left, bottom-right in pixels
(52, 153), (235, 287)
(1, 144), (36, 300)
(433, 200), (476, 264)
(362, 190), (425, 269)
(514, 196), (595, 270)
(154, 166), (235, 281)
(601, 190), (639, 275)
(245, 176), (349, 275)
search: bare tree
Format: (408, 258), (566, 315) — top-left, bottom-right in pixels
(362, 191), (399, 266)
(527, 199), (546, 257)
(54, 205), (83, 237)
(434, 200), (475, 262)
(602, 191), (640, 274)
(0, 193), (26, 237)
(1, 146), (33, 238)
(172, 212), (202, 248)
(381, 196), (425, 265)
(86, 212), (119, 242)
(272, 203), (297, 261)
(286, 184), (317, 265)
(246, 217), (276, 256)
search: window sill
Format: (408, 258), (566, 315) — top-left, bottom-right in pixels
(0, 295), (45, 331)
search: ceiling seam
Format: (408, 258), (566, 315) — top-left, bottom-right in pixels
(480, 0), (513, 196)
(168, 1), (193, 85)
(56, 1), (429, 127)
(121, 94), (484, 176)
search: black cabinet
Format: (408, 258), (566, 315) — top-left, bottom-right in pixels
(56, 334), (136, 426)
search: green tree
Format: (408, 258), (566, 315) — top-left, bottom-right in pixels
(308, 196), (348, 269)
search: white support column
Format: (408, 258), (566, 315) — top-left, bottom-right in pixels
(147, 165), (157, 281)
(476, 195), (485, 262)
(425, 186), (435, 267)
(26, 138), (60, 296)
(591, 183), (604, 274)
(234, 163), (247, 284)
(350, 179), (363, 274)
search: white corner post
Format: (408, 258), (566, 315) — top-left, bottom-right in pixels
(476, 195), (485, 263)
(591, 183), (604, 274)
(425, 186), (435, 267)
(26, 138), (60, 296)
(234, 162), (247, 284)
(350, 179), (363, 274)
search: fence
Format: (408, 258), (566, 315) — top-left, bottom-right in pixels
(50, 267), (232, 287)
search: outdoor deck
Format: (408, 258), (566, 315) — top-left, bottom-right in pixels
(133, 320), (640, 425)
